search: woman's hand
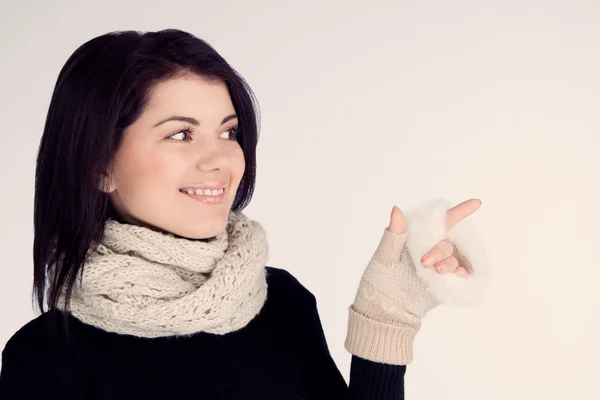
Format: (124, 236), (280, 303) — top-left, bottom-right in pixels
(345, 197), (487, 364)
(388, 198), (482, 278)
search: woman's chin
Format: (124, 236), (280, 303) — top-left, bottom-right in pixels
(174, 216), (228, 240)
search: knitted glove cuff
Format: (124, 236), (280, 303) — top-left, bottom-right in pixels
(345, 305), (419, 365)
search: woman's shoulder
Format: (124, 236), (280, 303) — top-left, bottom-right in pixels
(0, 312), (90, 396)
(265, 266), (316, 302)
(1, 311), (88, 393)
(1, 311), (72, 358)
(3, 312), (51, 349)
(263, 266), (318, 322)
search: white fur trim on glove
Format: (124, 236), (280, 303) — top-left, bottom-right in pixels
(403, 198), (489, 306)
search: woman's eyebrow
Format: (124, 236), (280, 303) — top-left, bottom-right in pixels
(153, 113), (238, 128)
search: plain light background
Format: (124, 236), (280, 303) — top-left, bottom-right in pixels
(1, 0), (598, 398)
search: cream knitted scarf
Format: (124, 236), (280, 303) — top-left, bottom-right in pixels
(55, 210), (269, 338)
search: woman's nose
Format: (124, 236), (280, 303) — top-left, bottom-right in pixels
(195, 144), (229, 172)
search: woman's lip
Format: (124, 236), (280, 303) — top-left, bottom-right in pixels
(179, 183), (228, 191)
(179, 188), (226, 204)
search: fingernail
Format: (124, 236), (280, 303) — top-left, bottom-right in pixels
(422, 255), (435, 267)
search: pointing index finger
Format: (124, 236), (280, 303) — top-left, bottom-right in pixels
(446, 198), (482, 230)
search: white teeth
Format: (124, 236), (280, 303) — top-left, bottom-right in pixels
(182, 188), (224, 196)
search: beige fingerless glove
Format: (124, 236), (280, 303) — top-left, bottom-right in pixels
(344, 227), (439, 365)
(344, 198), (488, 365)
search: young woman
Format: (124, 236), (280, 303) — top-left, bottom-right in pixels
(0, 29), (486, 399)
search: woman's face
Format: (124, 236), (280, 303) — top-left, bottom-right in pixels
(104, 74), (245, 239)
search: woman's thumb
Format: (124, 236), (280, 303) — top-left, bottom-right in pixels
(388, 205), (406, 234)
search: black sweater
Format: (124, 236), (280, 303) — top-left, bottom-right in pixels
(0, 266), (406, 399)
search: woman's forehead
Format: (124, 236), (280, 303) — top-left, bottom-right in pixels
(142, 76), (234, 122)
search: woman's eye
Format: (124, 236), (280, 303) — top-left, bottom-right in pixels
(169, 131), (189, 141)
(168, 126), (237, 142)
(168, 128), (193, 141)
(221, 126), (239, 140)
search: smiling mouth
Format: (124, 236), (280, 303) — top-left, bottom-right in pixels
(179, 187), (225, 196)
(179, 187), (226, 204)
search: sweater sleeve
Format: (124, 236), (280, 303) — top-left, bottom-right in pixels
(305, 293), (406, 399)
(0, 334), (88, 398)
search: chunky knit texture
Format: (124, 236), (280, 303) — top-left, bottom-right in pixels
(345, 229), (439, 365)
(54, 210), (269, 337)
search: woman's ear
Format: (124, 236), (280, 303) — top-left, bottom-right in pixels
(96, 168), (116, 193)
